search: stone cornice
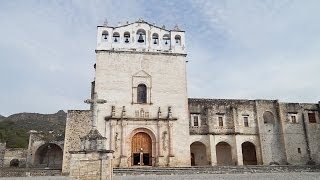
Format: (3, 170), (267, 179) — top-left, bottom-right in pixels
(105, 116), (177, 121)
(95, 49), (187, 57)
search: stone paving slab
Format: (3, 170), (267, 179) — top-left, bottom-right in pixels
(1, 172), (320, 180)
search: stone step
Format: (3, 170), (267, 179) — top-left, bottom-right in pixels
(113, 165), (320, 175)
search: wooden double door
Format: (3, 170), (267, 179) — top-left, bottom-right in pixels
(131, 132), (152, 166)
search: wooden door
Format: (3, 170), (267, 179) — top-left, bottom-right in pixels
(131, 132), (152, 165)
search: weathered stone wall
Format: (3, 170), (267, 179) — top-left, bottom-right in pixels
(62, 110), (92, 174)
(26, 131), (64, 168)
(94, 51), (190, 167)
(0, 142), (5, 168)
(3, 148), (27, 167)
(188, 98), (320, 166)
(69, 151), (113, 180)
(300, 103), (320, 164)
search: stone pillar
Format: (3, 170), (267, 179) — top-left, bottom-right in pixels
(168, 122), (174, 157)
(120, 120), (128, 167)
(235, 135), (243, 165)
(109, 120), (116, 150)
(209, 135), (217, 166)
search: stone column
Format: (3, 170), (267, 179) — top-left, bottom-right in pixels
(109, 120), (116, 150)
(235, 135), (243, 165)
(209, 135), (217, 166)
(157, 123), (163, 157)
(168, 122), (174, 157)
(121, 121), (127, 156)
(120, 120), (128, 167)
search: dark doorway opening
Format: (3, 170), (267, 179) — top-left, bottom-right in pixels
(143, 153), (150, 165)
(242, 141), (257, 165)
(133, 153), (140, 165)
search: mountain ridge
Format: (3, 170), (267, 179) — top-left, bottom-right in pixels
(0, 110), (67, 148)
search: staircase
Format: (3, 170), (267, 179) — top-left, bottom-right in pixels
(113, 165), (320, 176)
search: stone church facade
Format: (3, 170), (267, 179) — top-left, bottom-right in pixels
(62, 20), (320, 173)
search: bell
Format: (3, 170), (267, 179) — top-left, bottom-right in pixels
(176, 39), (179, 44)
(138, 34), (144, 43)
(153, 39), (157, 44)
(165, 40), (168, 45)
(125, 38), (129, 43)
(114, 37), (118, 42)
(103, 35), (108, 39)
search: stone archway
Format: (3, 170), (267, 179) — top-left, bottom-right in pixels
(242, 141), (257, 165)
(190, 141), (209, 166)
(216, 142), (233, 165)
(34, 143), (63, 169)
(131, 132), (152, 166)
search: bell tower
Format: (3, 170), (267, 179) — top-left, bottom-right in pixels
(93, 19), (190, 167)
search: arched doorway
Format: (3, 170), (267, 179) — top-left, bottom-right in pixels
(216, 142), (233, 165)
(34, 143), (63, 169)
(190, 141), (209, 166)
(131, 132), (152, 166)
(242, 141), (257, 165)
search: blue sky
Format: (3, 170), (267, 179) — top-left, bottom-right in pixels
(0, 0), (320, 116)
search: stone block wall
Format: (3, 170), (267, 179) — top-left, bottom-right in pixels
(188, 98), (320, 166)
(62, 110), (92, 174)
(3, 148), (27, 167)
(0, 142), (5, 168)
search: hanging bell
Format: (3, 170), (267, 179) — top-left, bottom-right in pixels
(153, 39), (157, 44)
(114, 37), (118, 42)
(138, 34), (144, 43)
(125, 38), (129, 43)
(176, 39), (179, 44)
(165, 40), (168, 45)
(103, 34), (108, 39)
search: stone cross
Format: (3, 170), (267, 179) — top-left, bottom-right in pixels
(84, 93), (107, 129)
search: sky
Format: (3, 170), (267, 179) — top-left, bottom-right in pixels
(0, 0), (320, 116)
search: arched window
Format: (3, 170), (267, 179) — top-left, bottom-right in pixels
(136, 29), (146, 44)
(137, 84), (147, 103)
(101, 31), (108, 42)
(124, 32), (130, 43)
(152, 33), (159, 45)
(113, 32), (120, 43)
(263, 111), (275, 124)
(175, 35), (181, 46)
(163, 34), (170, 46)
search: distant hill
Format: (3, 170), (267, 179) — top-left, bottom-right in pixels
(0, 110), (67, 148)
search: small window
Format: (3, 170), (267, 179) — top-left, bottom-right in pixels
(152, 33), (159, 45)
(244, 116), (249, 127)
(218, 117), (223, 127)
(263, 111), (275, 124)
(113, 32), (120, 43)
(175, 35), (181, 46)
(308, 113), (316, 123)
(102, 31), (108, 41)
(124, 32), (130, 43)
(193, 116), (199, 127)
(291, 115), (297, 123)
(298, 148), (301, 154)
(137, 84), (147, 103)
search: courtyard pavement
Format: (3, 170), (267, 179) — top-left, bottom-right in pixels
(1, 172), (320, 180)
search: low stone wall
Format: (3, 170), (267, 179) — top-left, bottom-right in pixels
(0, 168), (62, 177)
(3, 148), (27, 168)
